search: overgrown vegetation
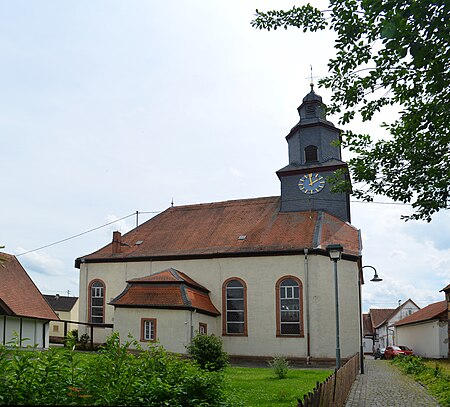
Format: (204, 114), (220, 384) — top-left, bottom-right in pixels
(268, 355), (290, 379)
(185, 333), (229, 372)
(392, 355), (450, 407)
(0, 332), (239, 406)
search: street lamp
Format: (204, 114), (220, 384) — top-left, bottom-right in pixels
(326, 244), (344, 370)
(359, 265), (383, 374)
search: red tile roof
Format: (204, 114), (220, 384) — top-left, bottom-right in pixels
(110, 268), (220, 316)
(368, 308), (395, 329)
(395, 301), (447, 327)
(0, 253), (59, 320)
(76, 197), (361, 266)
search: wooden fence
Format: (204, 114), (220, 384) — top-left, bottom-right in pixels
(297, 353), (359, 407)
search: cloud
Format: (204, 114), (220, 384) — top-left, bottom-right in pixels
(14, 248), (65, 276)
(229, 167), (245, 178)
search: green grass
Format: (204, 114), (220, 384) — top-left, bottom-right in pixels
(224, 366), (332, 407)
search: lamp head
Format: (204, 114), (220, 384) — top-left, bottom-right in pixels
(370, 273), (383, 282)
(326, 244), (343, 261)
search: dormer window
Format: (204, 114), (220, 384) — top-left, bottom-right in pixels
(305, 145), (318, 162)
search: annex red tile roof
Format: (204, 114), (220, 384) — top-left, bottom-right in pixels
(76, 197), (361, 266)
(110, 268), (220, 316)
(0, 253), (59, 320)
(395, 300), (447, 327)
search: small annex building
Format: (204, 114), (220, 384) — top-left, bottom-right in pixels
(0, 252), (58, 348)
(395, 300), (447, 359)
(43, 294), (79, 343)
(76, 87), (365, 364)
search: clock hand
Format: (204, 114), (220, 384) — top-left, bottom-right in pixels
(308, 174), (313, 186)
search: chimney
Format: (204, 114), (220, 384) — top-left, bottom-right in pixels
(112, 231), (122, 254)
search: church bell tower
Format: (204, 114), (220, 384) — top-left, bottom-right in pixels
(277, 85), (351, 222)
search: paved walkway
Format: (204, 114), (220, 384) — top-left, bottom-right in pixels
(345, 358), (441, 406)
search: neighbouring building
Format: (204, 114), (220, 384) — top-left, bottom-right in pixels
(0, 252), (58, 348)
(43, 294), (79, 343)
(75, 87), (365, 364)
(395, 299), (447, 359)
(363, 299), (420, 352)
(440, 284), (450, 358)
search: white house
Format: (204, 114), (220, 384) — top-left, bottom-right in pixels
(75, 87), (365, 364)
(0, 252), (58, 348)
(363, 299), (420, 352)
(395, 300), (447, 359)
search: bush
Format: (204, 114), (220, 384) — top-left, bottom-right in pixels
(186, 333), (229, 371)
(0, 332), (237, 406)
(268, 355), (290, 379)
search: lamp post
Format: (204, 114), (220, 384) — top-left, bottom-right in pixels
(359, 265), (382, 374)
(326, 244), (344, 370)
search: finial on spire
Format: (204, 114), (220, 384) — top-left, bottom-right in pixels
(310, 65), (314, 92)
(171, 197), (174, 207)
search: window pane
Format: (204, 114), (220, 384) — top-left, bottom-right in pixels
(281, 310), (300, 322)
(227, 287), (244, 299)
(92, 298), (103, 306)
(280, 279), (297, 287)
(227, 323), (244, 334)
(281, 324), (300, 335)
(227, 299), (244, 311)
(281, 299), (299, 311)
(91, 307), (103, 316)
(227, 280), (243, 288)
(227, 311), (244, 322)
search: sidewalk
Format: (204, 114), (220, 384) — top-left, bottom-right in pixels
(345, 357), (441, 406)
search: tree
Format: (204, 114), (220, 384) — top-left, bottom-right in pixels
(252, 1), (450, 221)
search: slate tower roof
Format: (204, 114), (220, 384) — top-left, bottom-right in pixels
(277, 86), (351, 221)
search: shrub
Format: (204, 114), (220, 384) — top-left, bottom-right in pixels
(186, 333), (229, 371)
(0, 332), (237, 406)
(268, 355), (290, 379)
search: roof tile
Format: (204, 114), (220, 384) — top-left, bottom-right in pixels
(77, 197), (361, 264)
(395, 301), (447, 327)
(0, 253), (58, 320)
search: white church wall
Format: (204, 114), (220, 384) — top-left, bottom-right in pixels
(79, 251), (360, 360)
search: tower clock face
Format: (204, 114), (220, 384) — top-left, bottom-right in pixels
(298, 173), (325, 194)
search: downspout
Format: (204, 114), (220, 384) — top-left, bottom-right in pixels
(304, 248), (311, 364)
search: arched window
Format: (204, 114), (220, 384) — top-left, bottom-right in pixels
(89, 280), (105, 323)
(222, 278), (247, 336)
(305, 145), (318, 162)
(276, 276), (303, 337)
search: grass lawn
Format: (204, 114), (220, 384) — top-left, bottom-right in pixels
(224, 366), (332, 407)
(424, 359), (450, 374)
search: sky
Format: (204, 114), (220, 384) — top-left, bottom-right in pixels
(1, 1), (449, 313)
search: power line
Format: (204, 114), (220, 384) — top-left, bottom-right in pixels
(14, 198), (411, 258)
(16, 212), (158, 257)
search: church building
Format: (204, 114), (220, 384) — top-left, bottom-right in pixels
(75, 87), (363, 364)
